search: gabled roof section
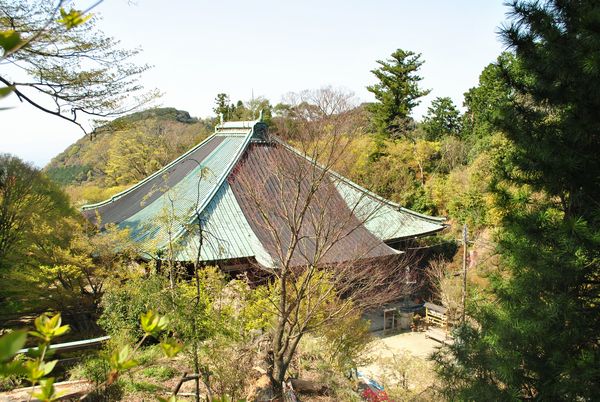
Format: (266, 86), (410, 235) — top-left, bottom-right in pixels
(227, 142), (400, 267)
(334, 179), (446, 241)
(82, 118), (447, 267)
(82, 119), (260, 252)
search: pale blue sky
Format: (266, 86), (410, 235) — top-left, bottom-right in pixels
(1, 0), (508, 167)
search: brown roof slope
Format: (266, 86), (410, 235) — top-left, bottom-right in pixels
(228, 142), (399, 267)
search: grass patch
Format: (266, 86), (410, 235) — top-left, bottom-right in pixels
(123, 380), (165, 393)
(141, 366), (177, 381)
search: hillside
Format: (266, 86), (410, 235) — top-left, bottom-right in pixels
(45, 108), (213, 205)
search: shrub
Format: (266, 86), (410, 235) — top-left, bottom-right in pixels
(98, 275), (170, 340)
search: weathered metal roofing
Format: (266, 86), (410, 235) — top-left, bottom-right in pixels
(82, 125), (254, 253)
(334, 179), (446, 241)
(118, 134), (249, 250)
(228, 142), (399, 267)
(174, 181), (274, 266)
(270, 137), (447, 242)
(82, 119), (447, 267)
(82, 135), (226, 225)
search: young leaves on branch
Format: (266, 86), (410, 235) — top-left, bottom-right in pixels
(28, 313), (70, 343)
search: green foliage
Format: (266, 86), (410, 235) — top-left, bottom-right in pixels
(199, 336), (255, 401)
(108, 107), (199, 126)
(0, 29), (21, 53)
(340, 136), (440, 214)
(31, 377), (60, 402)
(213, 93), (232, 117)
(57, 7), (92, 29)
(422, 96), (462, 140)
(0, 313), (69, 399)
(98, 275), (170, 340)
(319, 311), (372, 372)
(367, 49), (430, 137)
(140, 310), (170, 337)
(0, 331), (27, 383)
(213, 93), (273, 124)
(0, 85), (14, 99)
(2, 215), (139, 314)
(434, 1), (600, 400)
(0, 331), (26, 364)
(45, 108), (210, 191)
(108, 345), (138, 373)
(69, 356), (111, 385)
(29, 313), (70, 343)
(159, 337), (183, 358)
(461, 52), (517, 159)
(0, 154), (74, 272)
(45, 164), (91, 186)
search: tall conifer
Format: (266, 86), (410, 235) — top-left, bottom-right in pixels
(434, 1), (600, 399)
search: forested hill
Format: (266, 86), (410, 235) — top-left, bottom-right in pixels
(44, 107), (213, 205)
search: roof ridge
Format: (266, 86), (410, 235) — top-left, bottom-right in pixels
(158, 121), (260, 251)
(81, 133), (219, 211)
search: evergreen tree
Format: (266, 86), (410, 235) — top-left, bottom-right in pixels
(462, 54), (511, 140)
(231, 100), (249, 120)
(434, 1), (600, 400)
(422, 96), (462, 140)
(367, 49), (430, 138)
(213, 93), (232, 119)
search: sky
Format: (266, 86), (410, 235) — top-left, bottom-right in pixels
(1, 0), (509, 167)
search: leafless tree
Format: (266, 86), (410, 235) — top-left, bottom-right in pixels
(425, 257), (461, 323)
(229, 104), (419, 389)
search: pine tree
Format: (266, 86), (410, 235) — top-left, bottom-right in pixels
(367, 49), (430, 138)
(434, 1), (600, 399)
(422, 96), (462, 140)
(213, 93), (232, 119)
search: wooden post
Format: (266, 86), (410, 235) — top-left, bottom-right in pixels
(461, 224), (468, 323)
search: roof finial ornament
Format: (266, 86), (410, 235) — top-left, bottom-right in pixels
(258, 109), (263, 122)
(219, 113), (224, 126)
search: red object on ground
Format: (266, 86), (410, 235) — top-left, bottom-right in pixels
(360, 385), (391, 401)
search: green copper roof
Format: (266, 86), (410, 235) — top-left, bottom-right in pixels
(119, 134), (250, 250)
(333, 179), (446, 241)
(174, 181), (273, 266)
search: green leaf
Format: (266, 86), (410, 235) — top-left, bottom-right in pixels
(0, 331), (26, 362)
(109, 345), (138, 372)
(25, 360), (57, 381)
(0, 30), (21, 53)
(31, 313), (70, 342)
(57, 8), (92, 30)
(0, 86), (14, 99)
(160, 338), (183, 358)
(42, 360), (57, 376)
(24, 360), (45, 381)
(0, 360), (26, 377)
(32, 377), (63, 402)
(140, 310), (169, 337)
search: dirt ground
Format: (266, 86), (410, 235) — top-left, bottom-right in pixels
(359, 330), (441, 384)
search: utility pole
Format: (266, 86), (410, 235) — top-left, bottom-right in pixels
(461, 223), (468, 324)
